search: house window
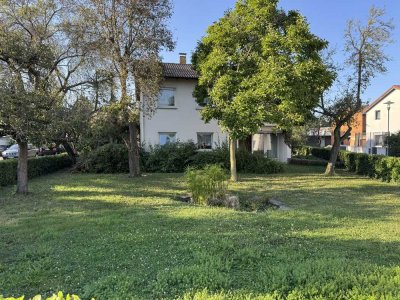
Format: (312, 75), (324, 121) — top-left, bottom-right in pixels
(197, 132), (213, 149)
(158, 88), (175, 107)
(375, 110), (381, 120)
(159, 132), (176, 145)
(374, 134), (388, 146)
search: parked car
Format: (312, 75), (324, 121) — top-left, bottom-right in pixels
(0, 136), (14, 156)
(37, 145), (64, 156)
(1, 144), (38, 159)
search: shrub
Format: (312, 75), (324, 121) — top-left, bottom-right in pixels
(236, 149), (284, 174)
(145, 142), (198, 172)
(339, 151), (357, 172)
(0, 291), (84, 300)
(81, 143), (129, 173)
(0, 155), (73, 187)
(310, 147), (331, 161)
(185, 164), (228, 205)
(288, 158), (328, 166)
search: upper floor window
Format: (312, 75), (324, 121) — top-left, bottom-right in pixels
(158, 88), (175, 108)
(159, 132), (176, 145)
(375, 110), (381, 120)
(197, 132), (213, 149)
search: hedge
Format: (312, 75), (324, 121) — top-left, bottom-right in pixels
(0, 154), (73, 187)
(339, 151), (400, 183)
(81, 142), (284, 174)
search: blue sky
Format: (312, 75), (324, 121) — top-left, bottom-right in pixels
(161, 0), (400, 104)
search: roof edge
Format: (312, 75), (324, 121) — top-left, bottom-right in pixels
(364, 85), (400, 113)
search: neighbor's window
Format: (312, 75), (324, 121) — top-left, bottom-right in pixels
(158, 88), (175, 107)
(159, 132), (176, 145)
(375, 110), (381, 120)
(197, 132), (213, 149)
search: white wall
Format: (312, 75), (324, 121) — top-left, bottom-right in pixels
(365, 89), (400, 153)
(251, 132), (291, 163)
(140, 78), (227, 148)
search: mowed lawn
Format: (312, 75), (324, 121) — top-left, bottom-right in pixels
(0, 166), (400, 299)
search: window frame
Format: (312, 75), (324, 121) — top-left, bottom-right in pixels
(158, 132), (177, 145)
(375, 110), (381, 120)
(197, 132), (213, 150)
(157, 88), (176, 108)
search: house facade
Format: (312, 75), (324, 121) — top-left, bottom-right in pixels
(140, 54), (291, 162)
(363, 85), (400, 155)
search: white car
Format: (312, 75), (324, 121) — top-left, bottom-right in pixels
(1, 144), (38, 159)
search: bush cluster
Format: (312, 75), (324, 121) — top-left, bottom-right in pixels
(0, 155), (73, 187)
(185, 164), (228, 205)
(81, 142), (284, 174)
(339, 151), (400, 182)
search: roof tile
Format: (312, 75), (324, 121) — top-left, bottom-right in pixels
(162, 63), (198, 79)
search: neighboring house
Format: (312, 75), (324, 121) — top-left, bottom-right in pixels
(140, 53), (291, 162)
(340, 111), (366, 153)
(363, 85), (400, 155)
(306, 127), (332, 148)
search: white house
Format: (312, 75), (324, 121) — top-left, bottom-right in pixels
(364, 85), (400, 155)
(140, 54), (291, 162)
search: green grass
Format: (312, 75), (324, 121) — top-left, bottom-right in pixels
(1, 165), (400, 299)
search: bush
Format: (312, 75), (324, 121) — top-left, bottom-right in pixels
(0, 291), (84, 300)
(338, 151), (357, 172)
(81, 143), (129, 173)
(144, 142), (197, 172)
(185, 164), (228, 205)
(310, 147), (331, 161)
(0, 155), (73, 187)
(235, 149), (284, 174)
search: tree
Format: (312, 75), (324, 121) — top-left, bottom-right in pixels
(315, 7), (393, 176)
(192, 0), (334, 181)
(78, 0), (174, 177)
(0, 0), (90, 194)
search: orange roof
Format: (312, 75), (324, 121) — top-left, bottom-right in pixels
(363, 85), (400, 113)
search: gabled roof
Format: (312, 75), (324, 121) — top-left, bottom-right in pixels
(162, 63), (198, 79)
(363, 85), (400, 113)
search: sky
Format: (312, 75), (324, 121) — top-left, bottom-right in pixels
(161, 0), (400, 104)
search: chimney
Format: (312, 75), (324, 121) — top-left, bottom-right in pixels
(179, 53), (187, 64)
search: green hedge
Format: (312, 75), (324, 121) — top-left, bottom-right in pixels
(294, 146), (332, 161)
(0, 155), (73, 187)
(81, 143), (284, 174)
(339, 151), (400, 183)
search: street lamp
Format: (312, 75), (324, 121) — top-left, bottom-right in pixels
(384, 100), (394, 156)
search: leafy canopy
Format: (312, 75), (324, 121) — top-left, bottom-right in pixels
(192, 0), (335, 139)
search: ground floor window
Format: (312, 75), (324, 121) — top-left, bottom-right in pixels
(197, 132), (213, 149)
(159, 132), (176, 145)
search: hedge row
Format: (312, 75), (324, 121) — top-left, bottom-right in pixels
(0, 155), (73, 186)
(295, 146), (332, 161)
(339, 151), (400, 182)
(81, 142), (284, 174)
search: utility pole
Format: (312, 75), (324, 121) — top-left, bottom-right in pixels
(384, 101), (394, 156)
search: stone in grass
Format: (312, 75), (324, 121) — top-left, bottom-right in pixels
(177, 196), (192, 203)
(268, 198), (292, 211)
(208, 195), (240, 209)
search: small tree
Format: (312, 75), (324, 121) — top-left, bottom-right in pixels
(0, 0), (90, 193)
(192, 0), (334, 181)
(316, 7), (393, 175)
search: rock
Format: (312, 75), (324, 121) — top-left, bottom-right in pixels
(208, 197), (225, 207)
(177, 196), (192, 203)
(268, 198), (292, 211)
(224, 195), (240, 209)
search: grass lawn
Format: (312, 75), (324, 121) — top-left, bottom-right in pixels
(0, 165), (400, 299)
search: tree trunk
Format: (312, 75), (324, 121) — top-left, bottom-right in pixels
(128, 122), (141, 177)
(16, 141), (28, 194)
(325, 127), (341, 176)
(62, 142), (77, 164)
(230, 137), (238, 182)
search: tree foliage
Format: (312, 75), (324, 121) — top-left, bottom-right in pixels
(192, 0), (334, 180)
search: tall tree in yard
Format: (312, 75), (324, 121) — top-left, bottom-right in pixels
(192, 0), (334, 181)
(0, 0), (91, 194)
(79, 0), (174, 177)
(315, 7), (393, 176)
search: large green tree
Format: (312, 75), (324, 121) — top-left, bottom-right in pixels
(192, 0), (334, 181)
(0, 0), (91, 193)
